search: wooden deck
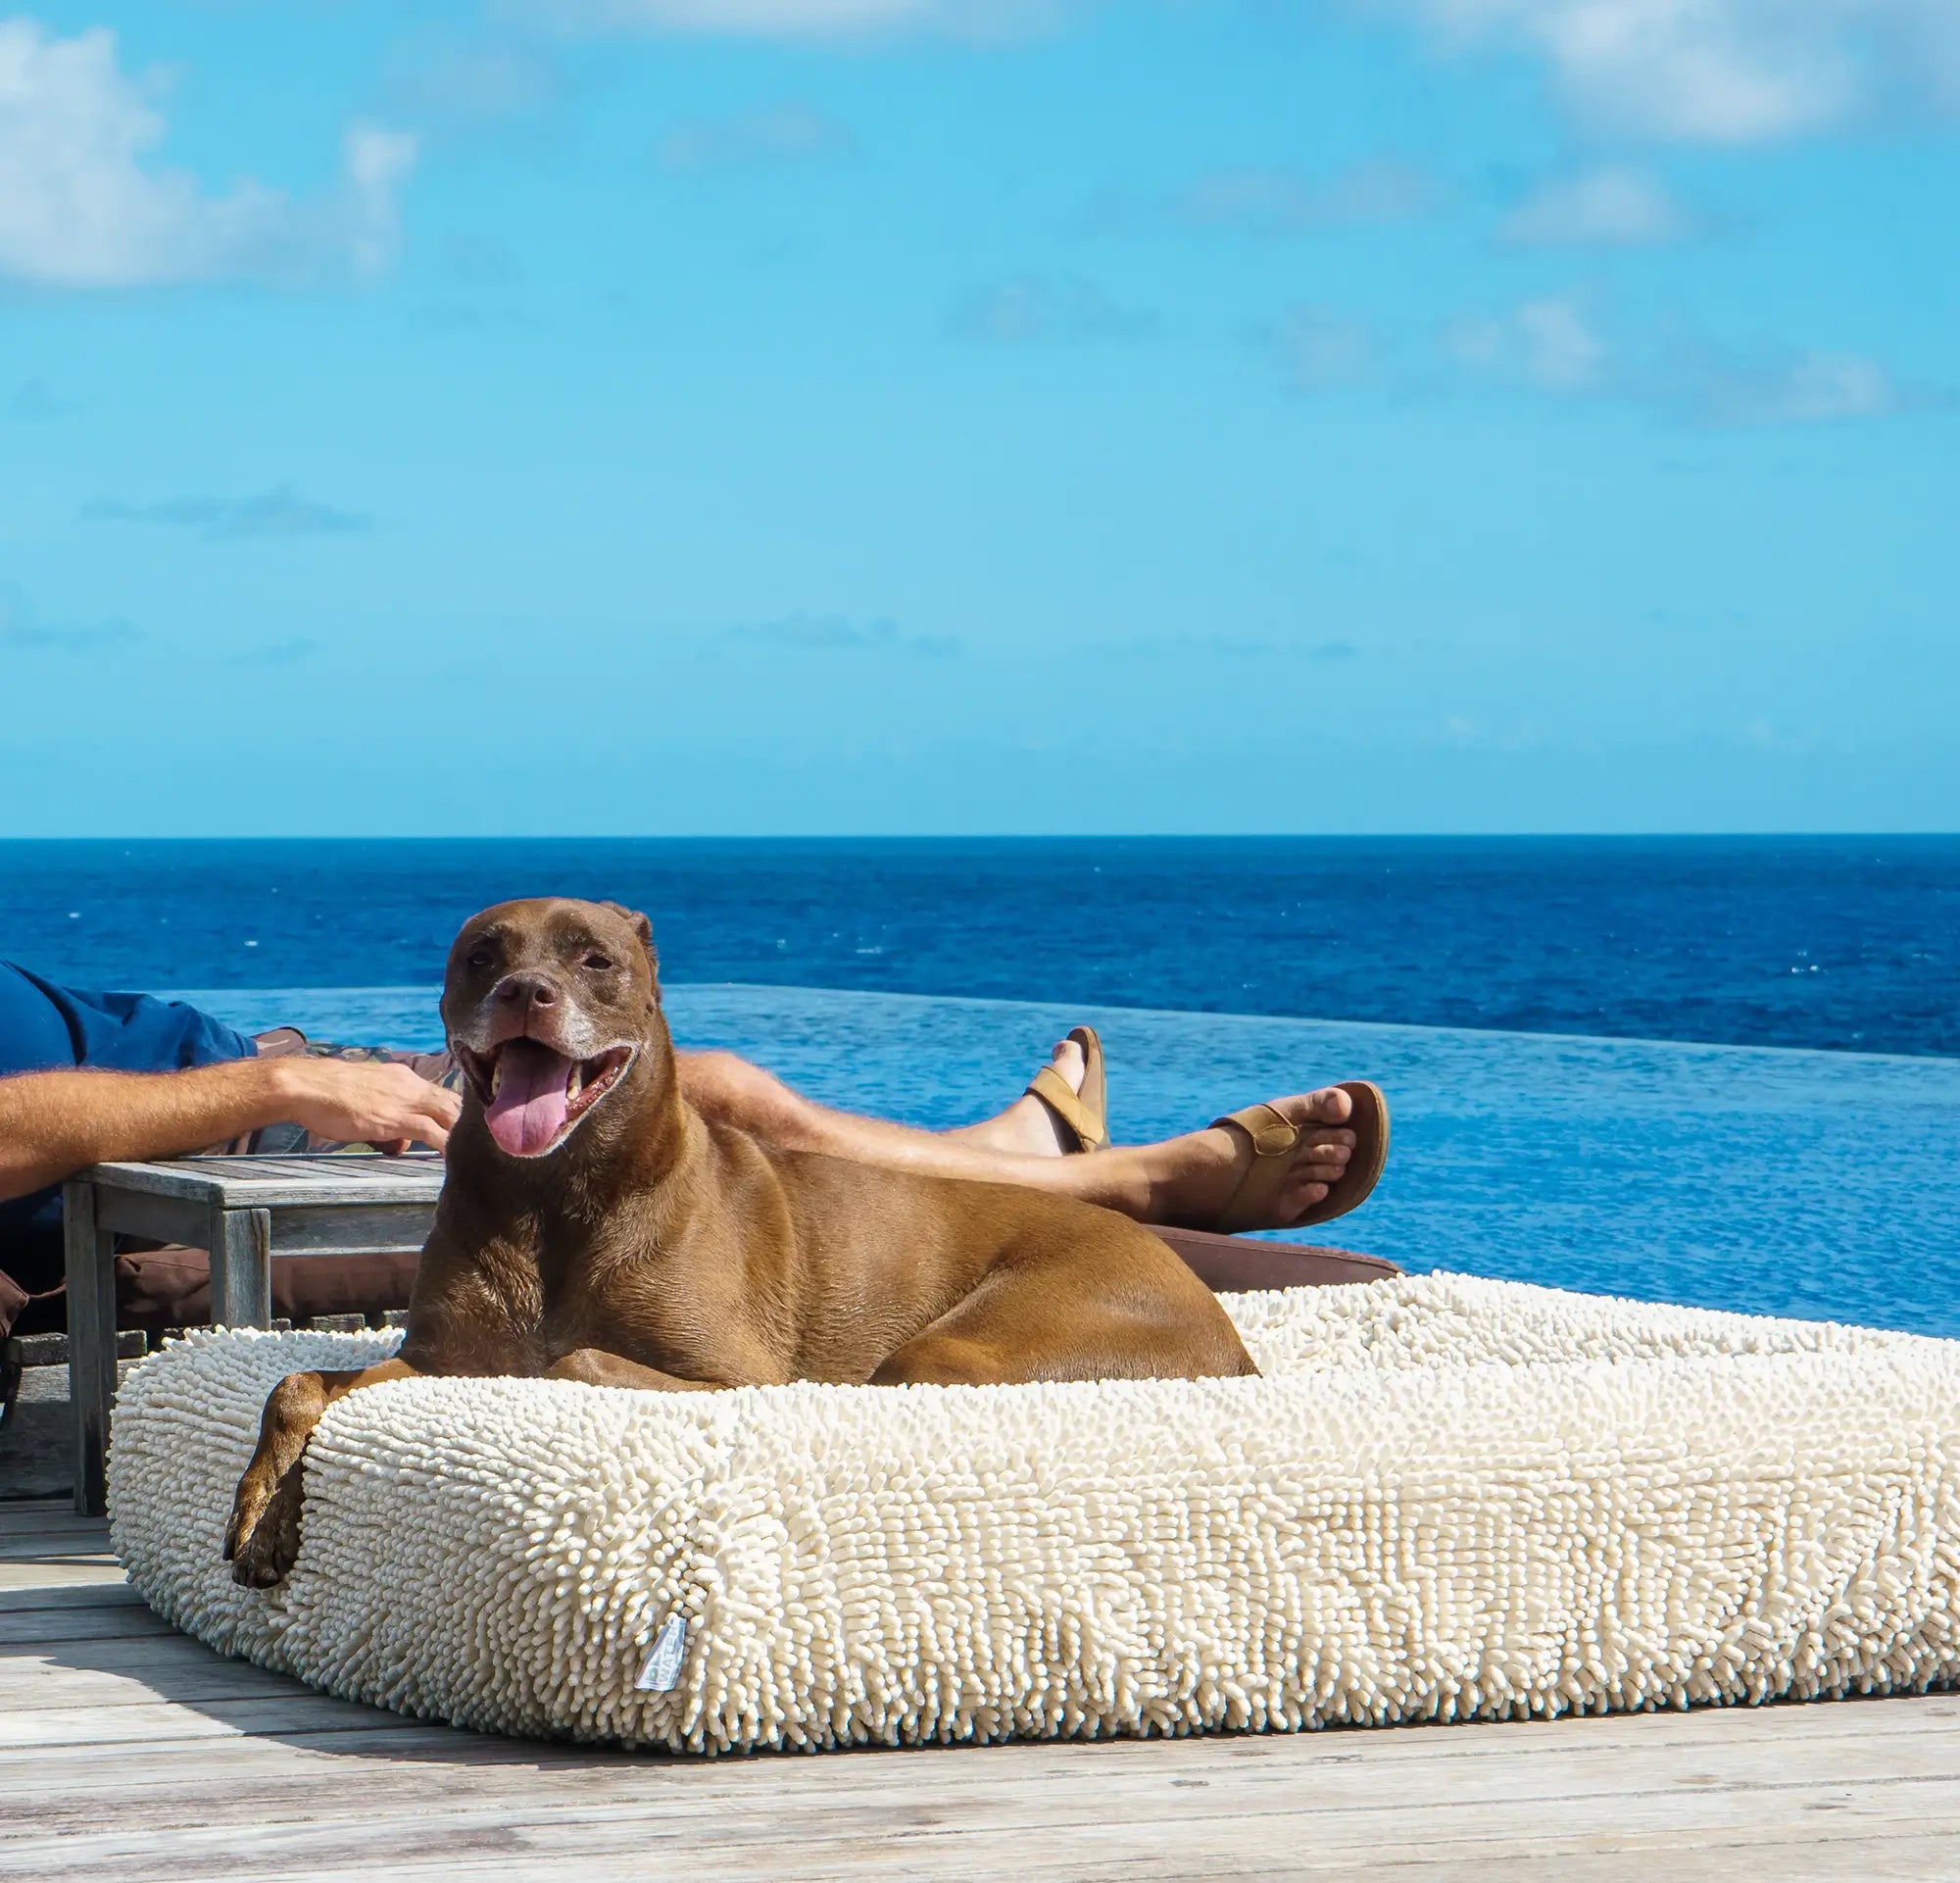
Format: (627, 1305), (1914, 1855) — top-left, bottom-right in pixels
(2, 1498), (1955, 1880)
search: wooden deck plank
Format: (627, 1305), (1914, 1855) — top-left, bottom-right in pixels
(0, 1695), (444, 1749)
(6, 1695), (1955, 1805)
(0, 1525), (117, 1550)
(330, 1836), (1960, 1883)
(0, 1501), (86, 1533)
(10, 1760), (1960, 1882)
(0, 1530), (106, 1554)
(7, 1707), (1960, 1822)
(0, 1665), (346, 1712)
(0, 1540), (118, 1565)
(0, 1580), (147, 1614)
(0, 1607), (176, 1645)
(8, 1729), (1957, 1880)
(0, 1560), (127, 1590)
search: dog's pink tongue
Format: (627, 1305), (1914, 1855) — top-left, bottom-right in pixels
(484, 1040), (574, 1156)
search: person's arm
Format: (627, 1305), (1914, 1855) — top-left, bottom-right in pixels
(0, 1059), (462, 1206)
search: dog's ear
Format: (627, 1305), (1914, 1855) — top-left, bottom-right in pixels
(601, 902), (658, 971)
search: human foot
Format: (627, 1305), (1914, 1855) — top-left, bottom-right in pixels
(955, 1034), (1096, 1157)
(1140, 1085), (1381, 1232)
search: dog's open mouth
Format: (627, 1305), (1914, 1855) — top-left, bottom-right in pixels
(459, 1040), (636, 1158)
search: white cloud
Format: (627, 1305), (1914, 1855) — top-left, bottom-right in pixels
(722, 613), (959, 656)
(0, 21), (417, 288)
(660, 104), (856, 171)
(380, 33), (562, 134)
(1443, 289), (1939, 422)
(341, 125), (418, 274)
(948, 274), (1154, 343)
(1179, 159), (1434, 235)
(1499, 166), (1695, 245)
(1372, 0), (1960, 142)
(1691, 350), (1916, 424)
(82, 484), (373, 540)
(1276, 306), (1377, 389)
(1446, 292), (1607, 391)
(0, 586), (140, 652)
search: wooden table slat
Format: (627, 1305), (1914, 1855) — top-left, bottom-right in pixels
(85, 1155), (446, 1208)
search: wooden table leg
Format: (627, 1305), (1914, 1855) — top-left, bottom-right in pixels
(209, 1208), (273, 1329)
(62, 1180), (118, 1519)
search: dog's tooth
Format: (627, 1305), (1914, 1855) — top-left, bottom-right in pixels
(491, 1059), (504, 1099)
(568, 1063), (583, 1101)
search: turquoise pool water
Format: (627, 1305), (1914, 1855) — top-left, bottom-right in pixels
(174, 983), (1960, 1341)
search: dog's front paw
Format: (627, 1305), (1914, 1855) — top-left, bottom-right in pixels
(224, 1462), (305, 1588)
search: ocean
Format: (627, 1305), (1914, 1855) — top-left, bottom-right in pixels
(3, 837), (1956, 1336)
(7, 835), (1957, 1055)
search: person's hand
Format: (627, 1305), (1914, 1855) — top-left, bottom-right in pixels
(267, 1058), (462, 1155)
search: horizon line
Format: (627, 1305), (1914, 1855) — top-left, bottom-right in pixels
(4, 830), (1958, 845)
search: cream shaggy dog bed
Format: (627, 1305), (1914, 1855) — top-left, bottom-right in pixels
(109, 1274), (1960, 1753)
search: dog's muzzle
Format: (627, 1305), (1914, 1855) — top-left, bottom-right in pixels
(455, 1039), (637, 1158)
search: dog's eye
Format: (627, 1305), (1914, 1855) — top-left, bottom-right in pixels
(466, 949), (493, 969)
(583, 953), (614, 971)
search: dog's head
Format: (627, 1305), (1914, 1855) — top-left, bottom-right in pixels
(442, 898), (664, 1161)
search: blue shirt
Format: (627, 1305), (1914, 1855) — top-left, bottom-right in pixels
(1, 964), (252, 1287)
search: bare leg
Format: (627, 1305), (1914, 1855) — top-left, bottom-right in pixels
(676, 1050), (1358, 1231)
(947, 1035), (1089, 1156)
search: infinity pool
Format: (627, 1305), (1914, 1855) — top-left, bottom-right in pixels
(174, 983), (1960, 1340)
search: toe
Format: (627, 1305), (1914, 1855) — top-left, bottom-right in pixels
(236, 1550), (287, 1591)
(1307, 1086), (1354, 1124)
(1049, 1038), (1086, 1093)
(223, 1483), (266, 1562)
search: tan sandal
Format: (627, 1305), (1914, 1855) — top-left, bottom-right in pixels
(1209, 1080), (1389, 1232)
(1025, 1025), (1108, 1153)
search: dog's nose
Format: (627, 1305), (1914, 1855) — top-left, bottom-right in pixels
(494, 972), (561, 1011)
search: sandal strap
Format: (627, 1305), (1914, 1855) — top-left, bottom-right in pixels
(1210, 1102), (1299, 1159)
(1205, 1084), (1390, 1235)
(1206, 1105), (1301, 1234)
(1027, 1064), (1108, 1153)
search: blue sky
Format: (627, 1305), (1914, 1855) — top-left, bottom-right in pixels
(1, 0), (1955, 835)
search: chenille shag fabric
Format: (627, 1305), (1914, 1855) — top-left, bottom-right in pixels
(109, 1274), (1960, 1752)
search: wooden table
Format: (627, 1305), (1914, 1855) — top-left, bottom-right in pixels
(61, 1155), (445, 1518)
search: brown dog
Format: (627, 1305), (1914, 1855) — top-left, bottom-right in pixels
(223, 897), (1255, 1587)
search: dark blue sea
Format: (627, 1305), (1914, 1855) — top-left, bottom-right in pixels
(5, 836), (1957, 1055)
(3, 837), (1956, 1335)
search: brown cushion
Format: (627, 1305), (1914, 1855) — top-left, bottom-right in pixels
(114, 1246), (419, 1335)
(1146, 1224), (1398, 1293)
(2, 1227), (1396, 1345)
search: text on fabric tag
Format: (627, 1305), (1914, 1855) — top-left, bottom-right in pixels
(636, 1615), (688, 1693)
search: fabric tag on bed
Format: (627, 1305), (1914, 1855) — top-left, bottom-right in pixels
(636, 1615), (688, 1693)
